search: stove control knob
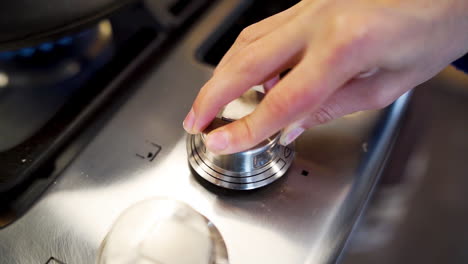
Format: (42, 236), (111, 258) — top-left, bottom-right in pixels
(98, 198), (228, 264)
(187, 88), (295, 190)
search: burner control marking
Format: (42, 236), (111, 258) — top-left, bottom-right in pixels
(136, 140), (162, 162)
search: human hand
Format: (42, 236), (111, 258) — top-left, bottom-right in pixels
(183, 0), (468, 154)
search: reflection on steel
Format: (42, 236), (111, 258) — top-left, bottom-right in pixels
(98, 198), (228, 264)
(0, 72), (8, 87)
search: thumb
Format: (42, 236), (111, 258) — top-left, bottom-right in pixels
(279, 70), (404, 145)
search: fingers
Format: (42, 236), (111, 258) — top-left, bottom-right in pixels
(185, 21), (306, 134)
(279, 70), (405, 145)
(204, 49), (360, 154)
(279, 122), (306, 146)
(263, 75), (280, 92)
(215, 1), (305, 72)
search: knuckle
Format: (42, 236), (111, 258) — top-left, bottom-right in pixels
(328, 13), (376, 60)
(313, 104), (339, 124)
(334, 12), (374, 39)
(237, 116), (257, 145)
(348, 17), (373, 41)
(237, 25), (258, 44)
(236, 47), (259, 73)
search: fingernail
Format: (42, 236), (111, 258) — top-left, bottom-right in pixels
(183, 108), (195, 133)
(206, 130), (229, 153)
(356, 67), (379, 79)
(280, 127), (305, 146)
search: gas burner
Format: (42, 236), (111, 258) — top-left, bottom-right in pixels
(0, 20), (113, 89)
(0, 0), (199, 228)
(0, 20), (114, 154)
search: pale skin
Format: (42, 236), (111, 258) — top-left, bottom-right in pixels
(183, 0), (468, 154)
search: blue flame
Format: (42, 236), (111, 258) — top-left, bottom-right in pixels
(57, 37), (73, 46)
(0, 35), (76, 61)
(18, 48), (36, 57)
(38, 42), (54, 52)
(0, 51), (15, 60)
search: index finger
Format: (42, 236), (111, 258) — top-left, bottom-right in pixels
(188, 22), (305, 134)
(204, 49), (361, 154)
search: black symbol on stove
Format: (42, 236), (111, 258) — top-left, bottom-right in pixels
(45, 257), (66, 264)
(136, 141), (162, 162)
(301, 170), (309, 176)
(283, 147), (292, 158)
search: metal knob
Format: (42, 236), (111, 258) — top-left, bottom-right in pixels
(98, 198), (228, 264)
(187, 88), (294, 190)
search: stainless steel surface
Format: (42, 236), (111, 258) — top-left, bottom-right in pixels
(0, 1), (411, 263)
(340, 67), (468, 264)
(98, 198), (228, 264)
(188, 89), (295, 190)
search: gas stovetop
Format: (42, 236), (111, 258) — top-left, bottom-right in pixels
(0, 0), (410, 263)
